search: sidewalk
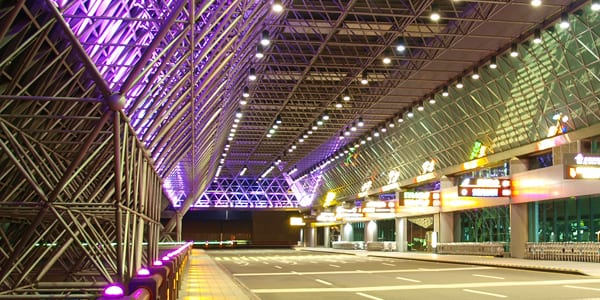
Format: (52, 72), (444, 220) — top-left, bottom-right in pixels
(297, 247), (600, 277)
(177, 249), (258, 300)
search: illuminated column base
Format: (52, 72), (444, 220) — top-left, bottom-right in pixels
(510, 202), (528, 258)
(395, 217), (407, 252)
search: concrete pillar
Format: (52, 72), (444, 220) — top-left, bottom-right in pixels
(365, 220), (377, 242)
(510, 202), (528, 258)
(342, 223), (353, 241)
(307, 227), (317, 247)
(324, 226), (331, 248)
(395, 217), (407, 252)
(439, 212), (454, 243)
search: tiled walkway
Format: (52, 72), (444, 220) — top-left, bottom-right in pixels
(177, 249), (258, 300)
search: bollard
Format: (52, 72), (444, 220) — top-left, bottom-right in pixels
(149, 265), (170, 299)
(128, 273), (163, 300)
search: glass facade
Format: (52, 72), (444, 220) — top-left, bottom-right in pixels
(459, 205), (510, 243)
(351, 222), (364, 242)
(528, 195), (600, 242)
(376, 219), (395, 241)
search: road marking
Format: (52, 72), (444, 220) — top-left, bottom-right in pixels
(315, 279), (333, 286)
(396, 276), (421, 283)
(463, 289), (507, 298)
(250, 278), (600, 294)
(274, 265), (282, 269)
(382, 263), (395, 267)
(235, 266), (495, 276)
(564, 285), (600, 292)
(473, 274), (505, 280)
(329, 264), (340, 268)
(356, 292), (384, 300)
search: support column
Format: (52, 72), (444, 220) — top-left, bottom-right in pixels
(324, 226), (331, 248)
(176, 212), (182, 242)
(307, 226), (317, 247)
(510, 202), (528, 258)
(342, 223), (353, 241)
(439, 212), (454, 243)
(365, 221), (376, 242)
(395, 217), (407, 252)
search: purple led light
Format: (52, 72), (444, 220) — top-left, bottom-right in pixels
(103, 284), (124, 297)
(161, 256), (170, 261)
(137, 268), (150, 276)
(153, 260), (163, 266)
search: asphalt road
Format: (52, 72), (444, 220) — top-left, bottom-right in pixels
(207, 249), (600, 300)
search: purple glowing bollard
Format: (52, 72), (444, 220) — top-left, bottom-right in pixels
(137, 268), (151, 276)
(103, 284), (124, 297)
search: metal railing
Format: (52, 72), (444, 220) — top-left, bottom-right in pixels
(525, 242), (600, 262)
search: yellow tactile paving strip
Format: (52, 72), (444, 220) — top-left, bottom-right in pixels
(177, 249), (257, 300)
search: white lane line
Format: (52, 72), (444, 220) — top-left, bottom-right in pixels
(473, 274), (505, 280)
(235, 266), (495, 276)
(463, 289), (507, 298)
(396, 276), (421, 283)
(329, 264), (341, 268)
(356, 292), (384, 300)
(274, 265), (282, 269)
(564, 285), (600, 292)
(250, 278), (600, 294)
(315, 279), (333, 286)
(382, 263), (395, 267)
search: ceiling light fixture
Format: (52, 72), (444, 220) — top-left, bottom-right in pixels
(382, 56), (391, 65)
(593, 0), (600, 11)
(456, 78), (464, 89)
(322, 110), (330, 120)
(255, 44), (264, 58)
(430, 6), (441, 21)
(471, 68), (480, 80)
(343, 94), (351, 101)
(417, 101), (424, 111)
(442, 86), (449, 97)
(397, 114), (404, 123)
(335, 100), (343, 108)
(272, 0), (283, 12)
(275, 115), (282, 124)
(339, 131), (344, 140)
(239, 166), (248, 176)
(531, 0), (542, 6)
(559, 13), (570, 29)
(242, 86), (250, 98)
(351, 122), (357, 131)
(358, 117), (364, 127)
(388, 122), (395, 128)
(510, 43), (519, 57)
(249, 68), (257, 81)
(533, 29), (542, 44)
(361, 71), (368, 85)
(396, 37), (406, 52)
(407, 108), (414, 118)
(239, 99), (247, 105)
(489, 56), (498, 69)
(429, 95), (436, 104)
(260, 30), (270, 46)
(344, 127), (351, 136)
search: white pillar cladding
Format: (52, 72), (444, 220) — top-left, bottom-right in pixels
(510, 202), (528, 258)
(395, 217), (407, 252)
(439, 212), (454, 243)
(366, 220), (377, 242)
(307, 227), (317, 247)
(342, 223), (353, 241)
(324, 226), (331, 248)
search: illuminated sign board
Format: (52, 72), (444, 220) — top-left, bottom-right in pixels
(362, 200), (396, 213)
(400, 191), (440, 207)
(290, 217), (306, 226)
(458, 178), (511, 197)
(469, 140), (488, 160)
(564, 153), (600, 179)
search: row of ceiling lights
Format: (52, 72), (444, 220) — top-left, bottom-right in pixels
(292, 3), (599, 180)
(217, 1), (286, 180)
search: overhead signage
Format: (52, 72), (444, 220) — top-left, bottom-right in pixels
(458, 178), (511, 197)
(469, 140), (488, 160)
(335, 206), (364, 219)
(290, 217), (306, 226)
(379, 193), (396, 201)
(358, 180), (373, 198)
(463, 157), (489, 171)
(316, 212), (336, 222)
(362, 200), (396, 213)
(388, 170), (400, 184)
(564, 153), (600, 179)
(400, 191), (440, 207)
(414, 159), (436, 183)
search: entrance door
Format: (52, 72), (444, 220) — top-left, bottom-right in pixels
(407, 215), (434, 251)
